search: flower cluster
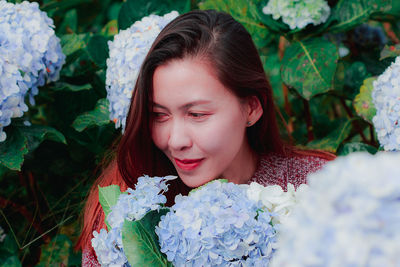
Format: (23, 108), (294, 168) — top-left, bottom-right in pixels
(271, 152), (400, 267)
(262, 0), (330, 30)
(353, 24), (387, 50)
(372, 56), (400, 151)
(0, 1), (65, 141)
(156, 180), (278, 266)
(105, 11), (179, 131)
(91, 175), (176, 266)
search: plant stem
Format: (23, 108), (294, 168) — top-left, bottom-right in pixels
(383, 22), (400, 44)
(303, 99), (314, 142)
(339, 98), (369, 144)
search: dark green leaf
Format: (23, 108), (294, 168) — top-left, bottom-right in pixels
(87, 35), (110, 68)
(380, 44), (400, 60)
(0, 256), (22, 267)
(281, 38), (338, 100)
(199, 0), (273, 47)
(0, 128), (28, 170)
(20, 124), (67, 152)
(353, 77), (377, 123)
(255, 0), (290, 33)
(37, 235), (71, 267)
(50, 82), (92, 92)
(122, 209), (172, 267)
(337, 142), (378, 155)
(261, 51), (284, 107)
(61, 33), (89, 56)
(118, 0), (191, 30)
(58, 9), (78, 34)
(99, 185), (122, 229)
(72, 98), (111, 132)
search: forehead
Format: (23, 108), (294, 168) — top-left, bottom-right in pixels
(152, 58), (237, 106)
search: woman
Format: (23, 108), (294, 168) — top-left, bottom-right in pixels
(77, 9), (335, 266)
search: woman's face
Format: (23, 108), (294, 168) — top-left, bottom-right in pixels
(151, 58), (259, 188)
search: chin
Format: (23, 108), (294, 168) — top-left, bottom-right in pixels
(179, 174), (214, 188)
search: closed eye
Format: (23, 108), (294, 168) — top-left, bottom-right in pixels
(152, 112), (169, 122)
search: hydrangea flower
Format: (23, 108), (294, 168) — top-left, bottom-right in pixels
(372, 56), (400, 151)
(92, 175), (176, 266)
(0, 1), (65, 141)
(156, 180), (278, 266)
(271, 152), (400, 267)
(105, 11), (179, 131)
(262, 0), (330, 30)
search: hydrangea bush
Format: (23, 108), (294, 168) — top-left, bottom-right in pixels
(262, 0), (330, 30)
(372, 56), (400, 151)
(0, 0), (65, 141)
(105, 11), (179, 131)
(271, 152), (400, 267)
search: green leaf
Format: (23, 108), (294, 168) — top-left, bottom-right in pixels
(58, 9), (78, 34)
(101, 20), (119, 37)
(122, 209), (172, 267)
(0, 256), (22, 267)
(337, 142), (378, 155)
(199, 0), (273, 48)
(0, 128), (28, 170)
(281, 38), (338, 100)
(72, 99), (111, 132)
(255, 0), (290, 33)
(98, 185), (122, 229)
(37, 235), (71, 267)
(353, 77), (377, 123)
(87, 35), (110, 68)
(307, 119), (355, 153)
(118, 0), (191, 30)
(50, 82), (92, 92)
(20, 125), (67, 152)
(380, 44), (400, 60)
(61, 33), (89, 56)
(261, 51), (284, 107)
(328, 0), (391, 33)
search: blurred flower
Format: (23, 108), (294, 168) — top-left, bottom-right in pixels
(0, 1), (65, 141)
(105, 11), (179, 131)
(0, 226), (6, 243)
(271, 152), (400, 267)
(156, 180), (278, 266)
(353, 24), (387, 50)
(262, 0), (330, 30)
(372, 56), (400, 151)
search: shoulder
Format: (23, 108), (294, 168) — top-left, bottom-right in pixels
(247, 151), (332, 190)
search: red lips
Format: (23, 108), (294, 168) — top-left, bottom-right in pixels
(174, 158), (204, 171)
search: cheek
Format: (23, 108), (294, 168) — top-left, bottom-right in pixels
(151, 124), (168, 150)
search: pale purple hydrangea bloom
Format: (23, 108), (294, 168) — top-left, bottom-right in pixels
(0, 1), (65, 141)
(105, 11), (179, 131)
(271, 152), (400, 267)
(92, 175), (176, 266)
(156, 180), (278, 266)
(372, 56), (400, 151)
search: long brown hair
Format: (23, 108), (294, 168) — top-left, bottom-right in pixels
(77, 10), (335, 251)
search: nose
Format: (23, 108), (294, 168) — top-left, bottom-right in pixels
(167, 119), (192, 151)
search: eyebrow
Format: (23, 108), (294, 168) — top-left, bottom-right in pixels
(152, 100), (212, 111)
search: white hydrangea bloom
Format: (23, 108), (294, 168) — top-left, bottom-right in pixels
(105, 11), (179, 131)
(0, 0), (65, 142)
(271, 152), (400, 267)
(372, 56), (400, 151)
(262, 0), (330, 30)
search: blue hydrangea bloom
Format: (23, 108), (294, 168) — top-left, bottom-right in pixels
(105, 11), (178, 131)
(0, 1), (65, 141)
(271, 152), (400, 267)
(92, 175), (176, 266)
(372, 56), (400, 151)
(156, 180), (278, 266)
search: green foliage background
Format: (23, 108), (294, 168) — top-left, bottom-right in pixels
(1, 0), (399, 265)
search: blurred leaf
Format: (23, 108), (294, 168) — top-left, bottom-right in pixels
(41, 0), (91, 15)
(353, 77), (377, 123)
(0, 256), (22, 267)
(281, 38), (338, 100)
(72, 98), (111, 132)
(50, 82), (92, 92)
(87, 35), (110, 68)
(58, 9), (78, 34)
(344, 61), (371, 99)
(0, 128), (27, 171)
(98, 185), (122, 229)
(307, 119), (354, 152)
(108, 2), (122, 21)
(261, 51), (284, 107)
(380, 44), (400, 60)
(21, 125), (67, 152)
(101, 20), (119, 37)
(118, 0), (191, 30)
(61, 33), (89, 56)
(199, 0), (273, 48)
(255, 0), (290, 33)
(337, 142), (378, 155)
(122, 209), (172, 267)
(37, 235), (71, 267)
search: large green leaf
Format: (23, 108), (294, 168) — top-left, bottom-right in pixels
(199, 0), (274, 48)
(57, 9), (78, 34)
(0, 128), (28, 170)
(353, 77), (377, 123)
(98, 185), (122, 229)
(328, 0), (391, 33)
(281, 38), (338, 100)
(21, 125), (67, 152)
(118, 0), (191, 30)
(72, 98), (111, 132)
(61, 33), (89, 56)
(307, 119), (354, 153)
(87, 35), (110, 68)
(122, 209), (172, 267)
